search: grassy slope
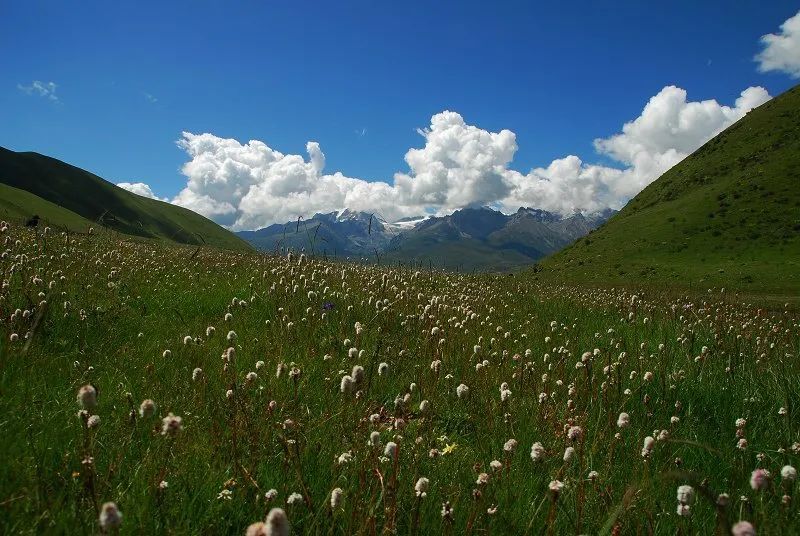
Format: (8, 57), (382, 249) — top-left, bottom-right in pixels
(541, 84), (800, 293)
(0, 147), (251, 251)
(0, 183), (95, 231)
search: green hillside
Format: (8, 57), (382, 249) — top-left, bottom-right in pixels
(541, 83), (800, 293)
(0, 147), (251, 251)
(0, 183), (96, 231)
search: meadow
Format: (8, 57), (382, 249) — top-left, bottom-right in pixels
(1, 221), (798, 535)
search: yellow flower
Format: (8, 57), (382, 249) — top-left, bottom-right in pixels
(442, 443), (458, 455)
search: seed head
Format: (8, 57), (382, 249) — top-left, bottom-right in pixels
(161, 413), (183, 436)
(330, 487), (343, 509)
(415, 477), (429, 497)
(77, 384), (97, 409)
(139, 399), (156, 418)
(99, 502), (122, 530)
(264, 507), (290, 536)
(617, 412), (630, 428)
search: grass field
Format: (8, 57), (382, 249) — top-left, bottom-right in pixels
(1, 221), (798, 534)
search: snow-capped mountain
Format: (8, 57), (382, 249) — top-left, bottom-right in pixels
(235, 210), (399, 257)
(236, 206), (615, 269)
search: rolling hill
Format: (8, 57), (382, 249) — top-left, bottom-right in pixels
(540, 83), (800, 293)
(0, 147), (251, 251)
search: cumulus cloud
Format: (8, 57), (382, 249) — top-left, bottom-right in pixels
(148, 84), (770, 229)
(18, 81), (58, 101)
(755, 10), (800, 78)
(117, 182), (167, 201)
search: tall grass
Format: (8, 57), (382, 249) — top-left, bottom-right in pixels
(0, 222), (797, 534)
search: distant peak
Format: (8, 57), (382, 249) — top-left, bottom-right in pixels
(334, 209), (385, 223)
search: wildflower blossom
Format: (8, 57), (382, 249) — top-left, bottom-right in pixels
(330, 488), (343, 509)
(415, 477), (429, 497)
(351, 365), (364, 384)
(567, 426), (583, 441)
(731, 521), (755, 536)
(369, 431), (381, 446)
(340, 375), (354, 394)
(265, 508), (290, 536)
(287, 492), (304, 506)
(99, 502), (122, 530)
(750, 469), (771, 491)
(161, 413), (183, 436)
(617, 412), (630, 428)
(139, 399), (155, 418)
(530, 442), (545, 461)
(781, 465), (797, 483)
(441, 501), (454, 521)
(676, 485), (695, 505)
(77, 384), (97, 409)
(641, 436), (655, 458)
(246, 523), (268, 536)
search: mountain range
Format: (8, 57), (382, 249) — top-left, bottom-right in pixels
(1, 82), (797, 289)
(235, 206), (615, 271)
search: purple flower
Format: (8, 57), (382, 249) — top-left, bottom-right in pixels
(322, 302), (335, 311)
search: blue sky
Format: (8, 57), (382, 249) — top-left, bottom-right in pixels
(2, 1), (799, 227)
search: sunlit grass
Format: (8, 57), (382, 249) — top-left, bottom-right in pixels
(1, 222), (797, 534)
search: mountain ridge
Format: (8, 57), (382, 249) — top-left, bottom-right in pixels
(540, 83), (800, 292)
(237, 206), (615, 270)
(0, 146), (251, 251)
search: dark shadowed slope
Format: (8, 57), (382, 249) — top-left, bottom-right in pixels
(0, 147), (251, 251)
(541, 84), (800, 293)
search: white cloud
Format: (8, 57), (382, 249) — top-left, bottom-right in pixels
(18, 81), (58, 101)
(755, 10), (800, 78)
(117, 182), (167, 201)
(136, 84), (769, 230)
